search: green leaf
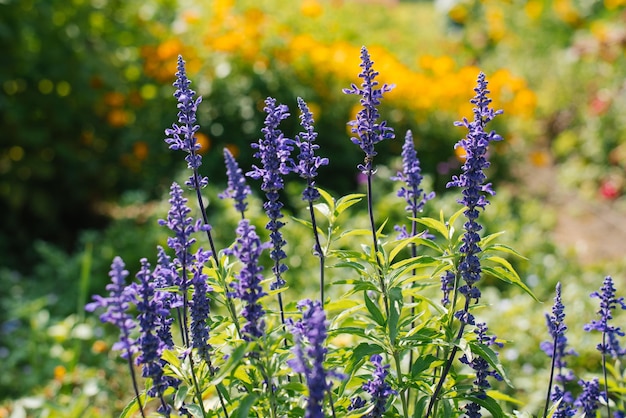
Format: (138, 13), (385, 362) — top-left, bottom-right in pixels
(388, 286), (403, 343)
(483, 243), (528, 260)
(410, 354), (440, 378)
(470, 342), (513, 387)
(233, 393), (258, 418)
(448, 207), (466, 232)
(174, 385), (190, 409)
(119, 392), (146, 418)
(335, 193), (365, 215)
(185, 404), (205, 418)
(463, 393), (505, 417)
(482, 264), (539, 302)
(353, 342), (385, 360)
(212, 343), (249, 386)
(313, 202), (332, 219)
(364, 291), (386, 327)
(486, 389), (524, 405)
(414, 216), (449, 239)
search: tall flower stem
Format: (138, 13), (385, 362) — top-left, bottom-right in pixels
(308, 202), (326, 304)
(543, 337), (559, 418)
(126, 354), (146, 418)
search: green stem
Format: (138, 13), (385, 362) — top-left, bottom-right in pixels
(393, 351), (409, 418)
(308, 201), (326, 306)
(542, 332), (559, 418)
(602, 332), (611, 418)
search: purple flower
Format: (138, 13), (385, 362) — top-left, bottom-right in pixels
(227, 219), (269, 340)
(391, 130), (434, 217)
(85, 256), (137, 360)
(153, 246), (181, 348)
(247, 97), (293, 290)
(159, 182), (209, 291)
(362, 354), (397, 418)
(584, 276), (626, 358)
(294, 97), (328, 202)
(164, 55), (207, 190)
(575, 378), (602, 416)
(288, 299), (332, 418)
(133, 259), (178, 408)
(440, 270), (455, 306)
(551, 386), (577, 418)
(219, 148), (251, 216)
(541, 283), (577, 383)
(447, 72), (503, 324)
(460, 322), (503, 416)
(189, 248), (213, 363)
(343, 46), (395, 175)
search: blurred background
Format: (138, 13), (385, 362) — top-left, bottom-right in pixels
(2, 0), (626, 415)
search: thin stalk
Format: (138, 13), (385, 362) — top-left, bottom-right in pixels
(393, 351), (409, 418)
(308, 201), (326, 306)
(425, 297), (471, 418)
(327, 387), (338, 418)
(406, 201), (418, 407)
(602, 332), (611, 418)
(542, 333), (559, 418)
(366, 173), (390, 319)
(188, 355), (209, 418)
(125, 349), (146, 418)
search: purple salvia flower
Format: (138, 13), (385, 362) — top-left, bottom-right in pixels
(247, 97), (293, 290)
(133, 259), (178, 414)
(541, 283), (577, 418)
(440, 270), (455, 306)
(391, 130), (434, 218)
(294, 97), (328, 202)
(159, 182), (209, 291)
(219, 148), (251, 217)
(288, 299), (332, 418)
(460, 322), (503, 417)
(228, 219), (269, 340)
(575, 378), (602, 416)
(189, 248), (213, 362)
(343, 46), (395, 175)
(584, 276), (626, 358)
(153, 246), (180, 348)
(447, 72), (503, 325)
(362, 354), (397, 418)
(164, 55), (208, 190)
(85, 256), (137, 359)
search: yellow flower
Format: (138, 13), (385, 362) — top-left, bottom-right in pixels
(524, 0), (543, 20)
(301, 0), (323, 17)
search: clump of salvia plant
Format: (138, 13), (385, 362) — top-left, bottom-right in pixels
(86, 51), (625, 418)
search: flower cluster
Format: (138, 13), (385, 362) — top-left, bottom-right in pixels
(219, 147), (251, 216)
(360, 354), (397, 418)
(584, 275), (626, 358)
(294, 97), (328, 203)
(227, 219), (269, 340)
(86, 257), (137, 359)
(446, 72), (503, 324)
(460, 322), (503, 417)
(288, 299), (333, 418)
(343, 46), (395, 175)
(164, 55), (208, 190)
(247, 97), (293, 290)
(391, 130), (434, 221)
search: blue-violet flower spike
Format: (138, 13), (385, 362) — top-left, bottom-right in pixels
(343, 46), (395, 175)
(288, 299), (332, 418)
(584, 275), (626, 358)
(219, 147), (251, 216)
(447, 72), (503, 323)
(361, 354), (397, 418)
(247, 97), (293, 290)
(164, 55), (208, 190)
(85, 256), (137, 360)
(294, 97), (328, 202)
(227, 219), (269, 340)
